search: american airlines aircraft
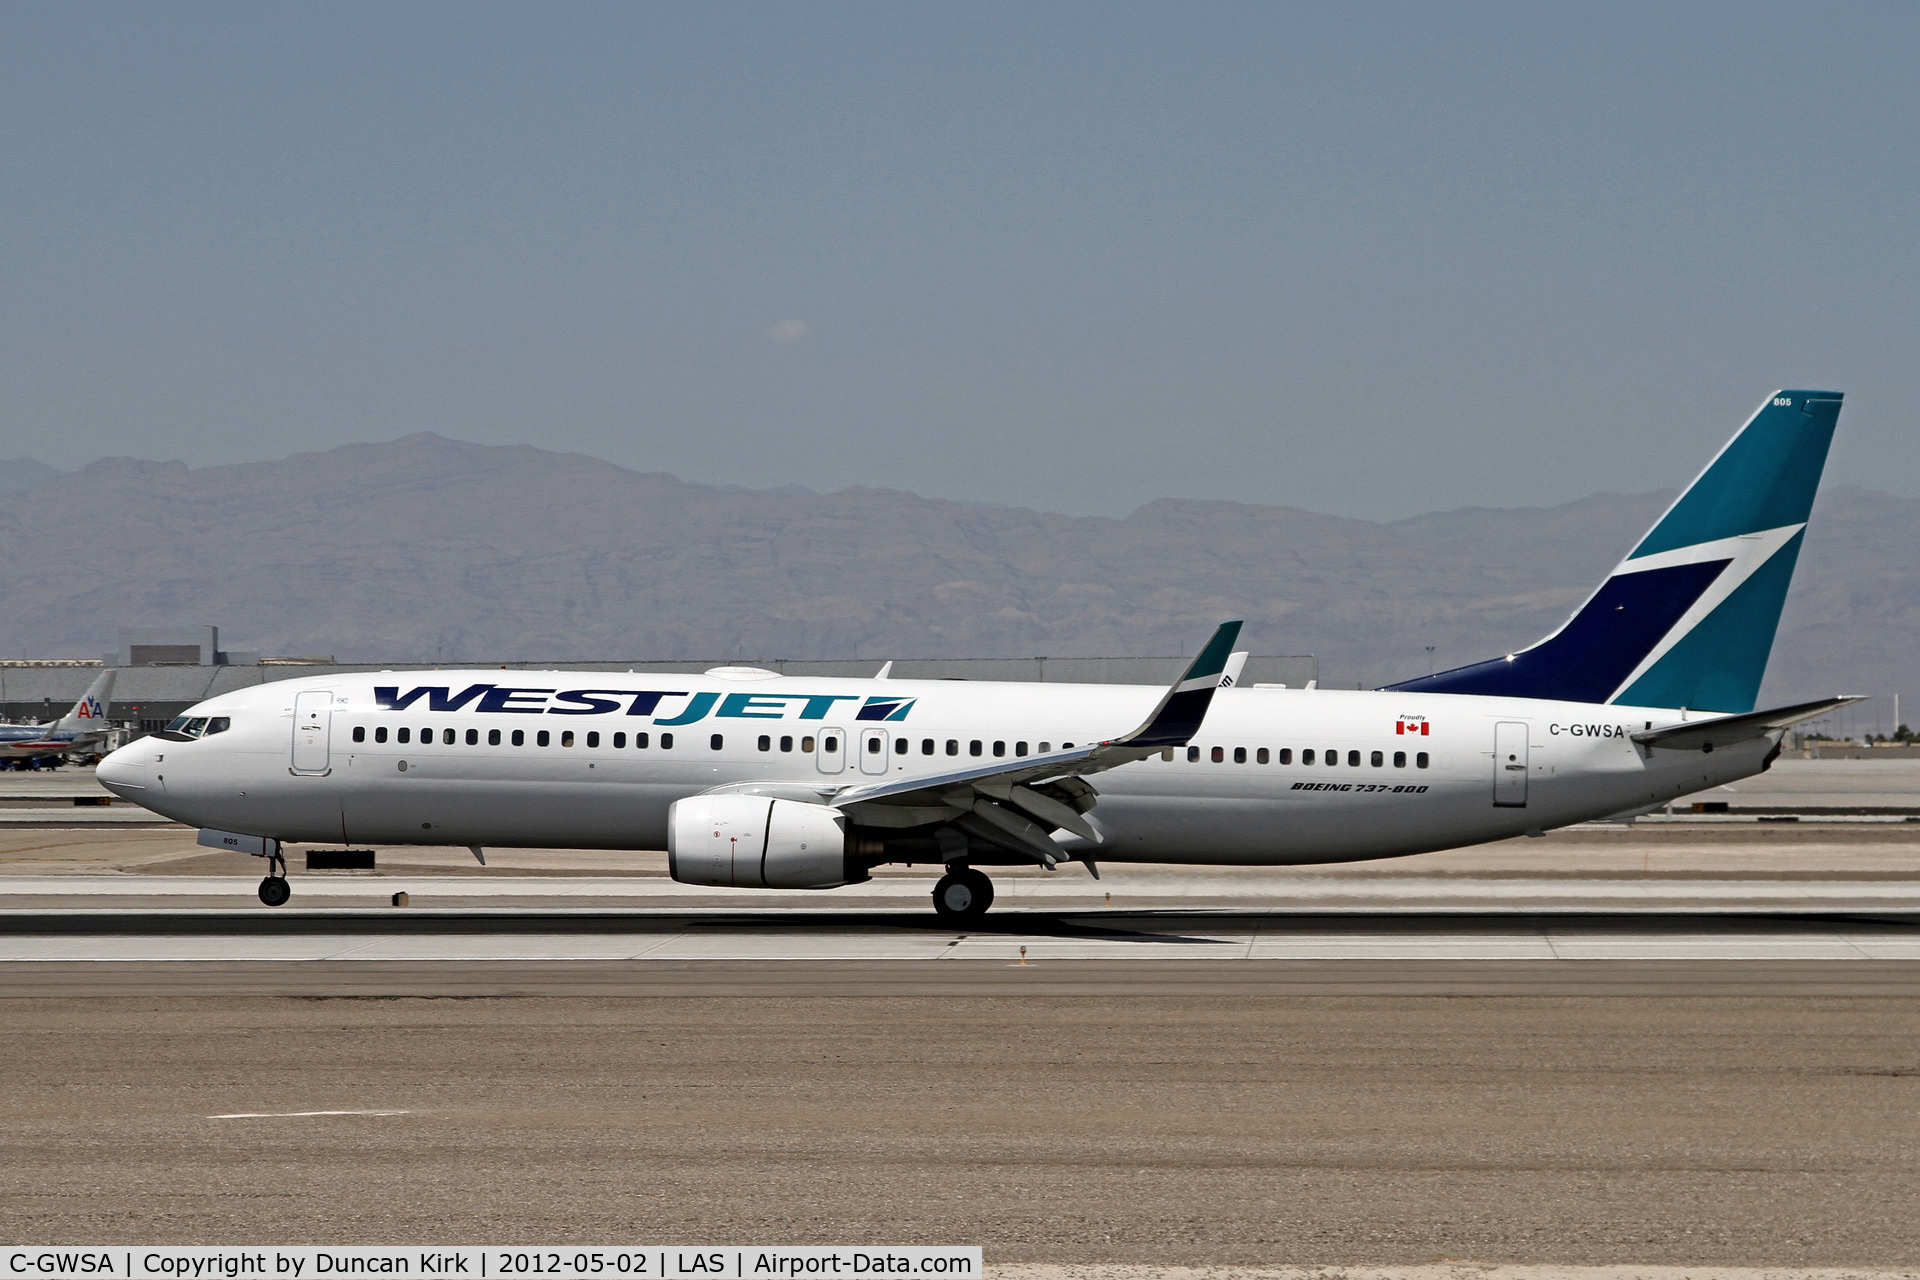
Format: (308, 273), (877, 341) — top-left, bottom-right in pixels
(97, 390), (1855, 917)
(1, 670), (115, 768)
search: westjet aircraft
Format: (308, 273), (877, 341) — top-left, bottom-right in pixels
(98, 390), (1856, 917)
(0, 670), (115, 768)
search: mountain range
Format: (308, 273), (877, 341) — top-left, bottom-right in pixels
(0, 434), (1912, 716)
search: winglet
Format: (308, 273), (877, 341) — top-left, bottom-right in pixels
(1113, 621), (1243, 749)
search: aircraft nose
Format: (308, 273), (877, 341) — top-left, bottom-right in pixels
(95, 743), (150, 797)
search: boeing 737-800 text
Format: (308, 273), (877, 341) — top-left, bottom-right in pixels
(97, 391), (1855, 917)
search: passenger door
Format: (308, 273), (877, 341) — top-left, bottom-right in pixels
(291, 690), (334, 775)
(859, 727), (890, 775)
(815, 726), (846, 774)
(1493, 721), (1528, 807)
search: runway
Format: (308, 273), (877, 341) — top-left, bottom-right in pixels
(4, 902), (1920, 974)
(6, 816), (1920, 1260)
(5, 980), (1920, 1261)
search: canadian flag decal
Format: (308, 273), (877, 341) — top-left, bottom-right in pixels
(1395, 717), (1429, 735)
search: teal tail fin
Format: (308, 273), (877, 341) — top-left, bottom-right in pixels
(1385, 390), (1843, 712)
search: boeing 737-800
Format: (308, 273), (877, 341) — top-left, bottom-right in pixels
(97, 391), (1855, 917)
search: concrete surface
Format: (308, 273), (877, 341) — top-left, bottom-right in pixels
(3, 991), (1919, 1264)
(4, 907), (1920, 962)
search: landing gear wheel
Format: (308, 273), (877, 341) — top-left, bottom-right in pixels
(932, 867), (994, 923)
(258, 876), (291, 907)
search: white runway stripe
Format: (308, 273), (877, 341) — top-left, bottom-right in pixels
(210, 1110), (411, 1119)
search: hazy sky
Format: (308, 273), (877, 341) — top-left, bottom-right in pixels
(3, 2), (1915, 519)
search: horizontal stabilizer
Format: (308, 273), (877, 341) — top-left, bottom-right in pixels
(1631, 696), (1865, 752)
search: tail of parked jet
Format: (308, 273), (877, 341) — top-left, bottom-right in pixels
(1384, 390), (1843, 713)
(51, 669), (115, 736)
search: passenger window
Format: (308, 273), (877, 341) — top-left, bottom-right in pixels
(512, 729), (524, 746)
(1161, 748), (1174, 762)
(947, 740), (960, 756)
(661, 732), (674, 749)
(1187, 746), (1200, 762)
(1301, 749), (1313, 764)
(1348, 750), (1361, 767)
(867, 738), (882, 754)
(1234, 747), (1247, 763)
(1393, 751), (1406, 768)
(537, 730), (550, 747)
(992, 741), (1005, 757)
(799, 736), (812, 752)
(780, 735), (793, 752)
(375, 726), (388, 744)
(1062, 742), (1073, 749)
(896, 738), (909, 755)
(1211, 746), (1223, 763)
(970, 741), (983, 757)
(441, 728), (454, 746)
(922, 739), (934, 755)
(759, 735), (771, 752)
(614, 732), (626, 748)
(1370, 750), (1383, 767)
(1416, 751), (1429, 768)
(1256, 748), (1269, 764)
(1038, 742), (1050, 753)
(353, 726), (366, 743)
(397, 727), (410, 744)
(1327, 749), (1338, 766)
(710, 734), (724, 750)
(587, 732), (600, 748)
(489, 729), (502, 745)
(1278, 748), (1291, 764)
(465, 729), (478, 745)
(561, 731), (575, 748)
(1015, 741), (1028, 756)
(635, 732), (649, 748)
(822, 735), (837, 752)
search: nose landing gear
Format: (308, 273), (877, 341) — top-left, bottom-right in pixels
(257, 845), (291, 907)
(932, 866), (994, 923)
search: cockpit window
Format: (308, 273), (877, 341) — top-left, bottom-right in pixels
(161, 716), (229, 739)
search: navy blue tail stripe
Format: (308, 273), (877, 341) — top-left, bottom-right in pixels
(1383, 559), (1729, 703)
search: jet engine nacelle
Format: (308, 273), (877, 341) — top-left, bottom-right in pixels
(667, 795), (869, 889)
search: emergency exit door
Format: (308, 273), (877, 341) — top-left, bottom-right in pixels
(291, 690), (334, 775)
(815, 727), (846, 774)
(859, 728), (890, 775)
(1493, 721), (1528, 807)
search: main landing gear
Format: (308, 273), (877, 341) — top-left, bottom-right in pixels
(258, 845), (291, 907)
(932, 866), (994, 924)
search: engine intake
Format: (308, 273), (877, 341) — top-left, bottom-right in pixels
(667, 795), (870, 889)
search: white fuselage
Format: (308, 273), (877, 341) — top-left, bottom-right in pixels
(95, 669), (1772, 866)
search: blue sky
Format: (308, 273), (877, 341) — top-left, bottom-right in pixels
(3, 2), (1915, 517)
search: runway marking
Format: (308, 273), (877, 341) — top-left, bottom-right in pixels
(210, 1109), (412, 1119)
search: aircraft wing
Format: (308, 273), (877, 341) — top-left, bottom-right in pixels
(1630, 695), (1866, 752)
(827, 621), (1243, 868)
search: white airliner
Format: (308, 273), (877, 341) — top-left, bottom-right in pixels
(98, 390), (1856, 917)
(0, 670), (115, 768)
